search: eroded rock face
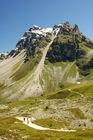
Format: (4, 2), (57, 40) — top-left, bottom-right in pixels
(46, 22), (93, 63)
(0, 52), (9, 60)
(3, 22), (93, 63)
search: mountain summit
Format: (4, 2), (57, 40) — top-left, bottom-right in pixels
(0, 22), (93, 100)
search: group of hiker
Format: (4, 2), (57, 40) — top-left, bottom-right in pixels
(23, 117), (32, 124)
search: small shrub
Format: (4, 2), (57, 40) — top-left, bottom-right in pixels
(59, 82), (64, 89)
(49, 123), (53, 127)
(44, 105), (49, 111)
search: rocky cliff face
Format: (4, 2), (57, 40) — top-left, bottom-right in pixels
(47, 22), (93, 62)
(7, 22), (93, 66)
(0, 52), (9, 60)
(9, 25), (52, 60)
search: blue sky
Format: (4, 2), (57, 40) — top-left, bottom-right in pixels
(0, 0), (93, 52)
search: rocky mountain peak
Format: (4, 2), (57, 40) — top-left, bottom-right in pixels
(0, 52), (9, 60)
(4, 22), (93, 65)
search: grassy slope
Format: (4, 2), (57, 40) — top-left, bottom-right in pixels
(0, 117), (93, 140)
(47, 81), (93, 102)
(41, 61), (79, 93)
(62, 82), (93, 96)
(0, 61), (79, 101)
(0, 81), (93, 139)
(1, 34), (93, 100)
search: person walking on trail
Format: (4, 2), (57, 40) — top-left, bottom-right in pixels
(30, 118), (33, 123)
(24, 117), (25, 121)
(27, 117), (29, 124)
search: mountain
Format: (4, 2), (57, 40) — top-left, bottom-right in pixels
(0, 52), (8, 60)
(1, 22), (93, 138)
(0, 22), (93, 100)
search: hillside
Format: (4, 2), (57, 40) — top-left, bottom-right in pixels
(0, 22), (93, 139)
(0, 22), (93, 100)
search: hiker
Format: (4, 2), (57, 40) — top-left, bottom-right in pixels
(24, 117), (25, 121)
(27, 117), (29, 124)
(30, 118), (33, 123)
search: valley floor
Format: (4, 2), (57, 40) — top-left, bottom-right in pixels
(0, 116), (93, 140)
(0, 82), (93, 139)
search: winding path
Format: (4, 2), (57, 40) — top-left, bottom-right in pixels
(68, 89), (84, 97)
(16, 117), (76, 132)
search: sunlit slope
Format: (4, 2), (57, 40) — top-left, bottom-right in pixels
(1, 22), (93, 100)
(0, 59), (79, 101)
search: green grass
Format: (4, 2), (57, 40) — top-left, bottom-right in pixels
(79, 42), (92, 54)
(0, 81), (6, 91)
(11, 61), (32, 81)
(47, 90), (80, 100)
(69, 82), (93, 96)
(67, 63), (78, 77)
(84, 69), (93, 80)
(41, 61), (78, 94)
(38, 40), (48, 48)
(41, 64), (58, 92)
(46, 80), (93, 100)
(68, 108), (85, 119)
(12, 59), (23, 72)
(7, 98), (38, 109)
(56, 34), (73, 44)
(0, 116), (93, 140)
(34, 118), (69, 129)
(60, 81), (93, 95)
